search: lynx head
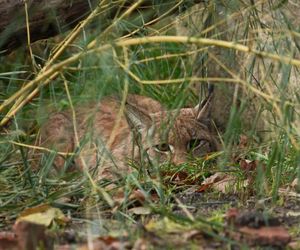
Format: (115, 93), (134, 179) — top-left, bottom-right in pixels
(125, 94), (219, 165)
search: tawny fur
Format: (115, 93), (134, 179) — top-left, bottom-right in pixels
(36, 94), (218, 179)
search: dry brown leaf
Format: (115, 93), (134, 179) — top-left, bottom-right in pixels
(226, 209), (291, 247)
(128, 206), (151, 215)
(196, 183), (213, 192)
(182, 229), (204, 242)
(238, 226), (291, 246)
(202, 172), (227, 184)
(199, 172), (238, 193)
(16, 204), (69, 227)
(129, 190), (146, 203)
(239, 159), (266, 177)
(226, 208), (280, 228)
(240, 159), (258, 173)
(160, 170), (197, 185)
(113, 188), (158, 207)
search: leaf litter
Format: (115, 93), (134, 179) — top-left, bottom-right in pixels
(0, 144), (299, 249)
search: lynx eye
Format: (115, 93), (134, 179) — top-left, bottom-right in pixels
(154, 143), (171, 152)
(187, 139), (208, 152)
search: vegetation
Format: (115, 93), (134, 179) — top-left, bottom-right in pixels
(0, 0), (299, 249)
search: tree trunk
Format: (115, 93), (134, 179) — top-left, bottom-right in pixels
(0, 0), (100, 54)
(0, 0), (201, 55)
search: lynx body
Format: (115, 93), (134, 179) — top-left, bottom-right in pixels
(36, 94), (218, 179)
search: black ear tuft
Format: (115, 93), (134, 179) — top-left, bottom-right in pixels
(194, 84), (214, 121)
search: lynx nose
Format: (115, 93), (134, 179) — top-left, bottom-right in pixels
(171, 153), (187, 165)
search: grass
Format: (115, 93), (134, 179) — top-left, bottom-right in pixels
(0, 0), (300, 248)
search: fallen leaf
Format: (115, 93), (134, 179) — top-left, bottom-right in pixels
(170, 171), (189, 183)
(182, 229), (204, 241)
(202, 172), (226, 184)
(238, 226), (291, 246)
(128, 206), (151, 215)
(240, 159), (266, 176)
(16, 204), (69, 227)
(226, 209), (291, 247)
(198, 172), (239, 193)
(97, 235), (119, 245)
(196, 183), (213, 192)
(235, 211), (279, 228)
(129, 190), (146, 203)
(240, 159), (258, 172)
(113, 188), (158, 207)
(161, 170), (196, 185)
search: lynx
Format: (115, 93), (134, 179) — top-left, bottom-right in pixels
(35, 94), (219, 179)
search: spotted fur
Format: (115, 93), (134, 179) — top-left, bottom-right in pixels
(36, 94), (218, 179)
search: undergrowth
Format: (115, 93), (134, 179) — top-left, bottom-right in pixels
(0, 0), (299, 248)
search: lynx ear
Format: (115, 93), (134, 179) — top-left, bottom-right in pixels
(194, 92), (213, 120)
(125, 103), (153, 132)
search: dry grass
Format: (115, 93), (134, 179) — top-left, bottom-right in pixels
(0, 0), (299, 248)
